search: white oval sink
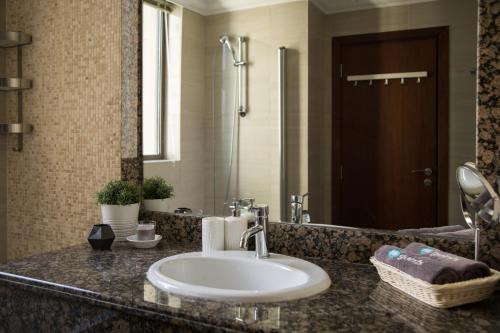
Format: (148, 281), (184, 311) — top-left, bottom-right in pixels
(147, 251), (331, 302)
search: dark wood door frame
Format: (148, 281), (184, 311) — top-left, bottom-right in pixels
(332, 27), (449, 228)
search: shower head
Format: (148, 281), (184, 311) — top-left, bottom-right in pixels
(219, 35), (230, 45)
(219, 35), (237, 62)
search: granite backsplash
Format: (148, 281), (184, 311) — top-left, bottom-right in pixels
(144, 212), (500, 269)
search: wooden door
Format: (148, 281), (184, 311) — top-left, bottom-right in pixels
(332, 28), (449, 230)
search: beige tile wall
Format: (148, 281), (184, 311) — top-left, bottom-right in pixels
(311, 0), (478, 226)
(144, 7), (207, 213)
(5, 0), (122, 261)
(204, 1), (309, 221)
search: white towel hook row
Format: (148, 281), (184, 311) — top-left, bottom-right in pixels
(347, 71), (428, 86)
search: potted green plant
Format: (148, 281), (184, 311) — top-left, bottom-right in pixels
(97, 180), (141, 241)
(142, 176), (174, 212)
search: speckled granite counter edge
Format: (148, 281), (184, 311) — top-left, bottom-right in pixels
(0, 251), (246, 332)
(0, 276), (239, 333)
(1, 241), (499, 333)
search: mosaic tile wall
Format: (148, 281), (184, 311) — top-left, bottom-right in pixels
(5, 0), (123, 260)
(477, 0), (500, 187)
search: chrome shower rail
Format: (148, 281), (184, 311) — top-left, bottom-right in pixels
(219, 35), (247, 117)
(279, 47), (287, 222)
(237, 37), (247, 117)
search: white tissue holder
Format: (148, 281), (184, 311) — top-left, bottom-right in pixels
(202, 217), (225, 256)
(370, 257), (500, 308)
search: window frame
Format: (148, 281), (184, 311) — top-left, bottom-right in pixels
(142, 1), (169, 161)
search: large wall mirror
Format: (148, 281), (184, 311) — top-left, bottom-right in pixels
(140, 0), (481, 233)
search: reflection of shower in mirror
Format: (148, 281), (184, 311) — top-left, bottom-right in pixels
(214, 35), (248, 214)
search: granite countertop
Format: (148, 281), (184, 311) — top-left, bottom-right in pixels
(0, 241), (499, 332)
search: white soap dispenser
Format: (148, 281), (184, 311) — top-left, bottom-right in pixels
(224, 200), (248, 250)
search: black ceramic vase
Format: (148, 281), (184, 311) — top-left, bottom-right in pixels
(87, 224), (115, 250)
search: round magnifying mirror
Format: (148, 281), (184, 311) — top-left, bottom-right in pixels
(456, 162), (500, 227)
(456, 162), (499, 260)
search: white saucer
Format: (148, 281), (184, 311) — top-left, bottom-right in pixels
(126, 234), (162, 249)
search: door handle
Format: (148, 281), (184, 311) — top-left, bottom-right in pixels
(411, 168), (433, 176)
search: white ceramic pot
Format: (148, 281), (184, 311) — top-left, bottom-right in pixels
(143, 198), (169, 212)
(100, 203), (140, 241)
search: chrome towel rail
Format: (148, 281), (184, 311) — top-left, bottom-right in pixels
(278, 47), (287, 222)
(0, 78), (32, 90)
(0, 123), (33, 134)
(0, 32), (31, 47)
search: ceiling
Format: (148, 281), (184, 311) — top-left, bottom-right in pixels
(311, 0), (438, 14)
(169, 0), (300, 16)
(169, 0), (440, 16)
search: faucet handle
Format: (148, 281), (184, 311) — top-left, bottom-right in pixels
(291, 193), (309, 204)
(250, 204), (269, 218)
(223, 199), (242, 217)
(239, 198), (255, 209)
(230, 200), (241, 217)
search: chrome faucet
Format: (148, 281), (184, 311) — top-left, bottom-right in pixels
(291, 193), (309, 224)
(240, 204), (270, 259)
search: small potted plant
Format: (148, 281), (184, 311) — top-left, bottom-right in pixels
(142, 176), (174, 212)
(97, 180), (141, 240)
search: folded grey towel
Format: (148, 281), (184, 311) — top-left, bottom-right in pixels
(404, 243), (490, 280)
(396, 225), (465, 235)
(374, 245), (460, 284)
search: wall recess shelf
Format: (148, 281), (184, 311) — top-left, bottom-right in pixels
(0, 31), (33, 151)
(0, 31), (31, 48)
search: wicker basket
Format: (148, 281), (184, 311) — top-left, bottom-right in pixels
(370, 257), (500, 308)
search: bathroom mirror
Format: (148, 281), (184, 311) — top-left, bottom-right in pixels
(140, 0), (482, 233)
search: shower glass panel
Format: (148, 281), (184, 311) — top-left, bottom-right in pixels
(209, 36), (280, 220)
